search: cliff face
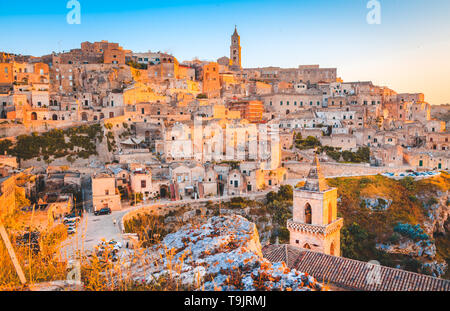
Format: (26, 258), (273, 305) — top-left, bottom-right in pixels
(328, 173), (450, 279)
(422, 190), (449, 236)
(377, 188), (449, 278)
(141, 216), (326, 291)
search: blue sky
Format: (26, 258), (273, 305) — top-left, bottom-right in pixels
(1, 0), (450, 105)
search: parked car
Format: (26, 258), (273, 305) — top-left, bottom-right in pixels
(64, 215), (81, 223)
(64, 219), (78, 226)
(94, 207), (112, 216)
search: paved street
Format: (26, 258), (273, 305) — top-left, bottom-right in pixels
(60, 208), (130, 259)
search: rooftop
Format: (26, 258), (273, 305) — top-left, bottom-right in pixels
(263, 244), (450, 291)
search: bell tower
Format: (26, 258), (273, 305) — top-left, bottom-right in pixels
(287, 156), (343, 256)
(230, 26), (242, 71)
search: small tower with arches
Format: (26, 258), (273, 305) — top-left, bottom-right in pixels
(229, 26), (242, 71)
(287, 155), (343, 256)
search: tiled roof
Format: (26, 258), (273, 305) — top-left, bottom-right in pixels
(262, 244), (450, 291)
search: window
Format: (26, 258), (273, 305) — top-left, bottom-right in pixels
(305, 203), (312, 224)
(141, 180), (146, 188)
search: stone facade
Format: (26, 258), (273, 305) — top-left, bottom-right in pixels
(91, 173), (122, 211)
(288, 156), (343, 256)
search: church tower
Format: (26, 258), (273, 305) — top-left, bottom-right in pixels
(288, 156), (343, 256)
(229, 26), (242, 71)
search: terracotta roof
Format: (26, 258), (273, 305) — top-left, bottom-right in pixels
(263, 244), (450, 291)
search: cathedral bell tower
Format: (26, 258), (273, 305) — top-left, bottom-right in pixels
(230, 26), (242, 71)
(287, 156), (343, 256)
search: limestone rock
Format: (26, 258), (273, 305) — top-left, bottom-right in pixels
(143, 215), (326, 291)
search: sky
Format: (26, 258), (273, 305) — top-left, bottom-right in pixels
(1, 0), (449, 105)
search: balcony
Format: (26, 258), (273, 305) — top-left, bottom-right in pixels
(287, 218), (343, 236)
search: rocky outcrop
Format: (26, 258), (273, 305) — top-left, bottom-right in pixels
(377, 190), (449, 278)
(135, 216), (326, 291)
(361, 197), (392, 211)
(421, 190), (449, 236)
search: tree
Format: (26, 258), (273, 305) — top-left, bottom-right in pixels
(278, 185), (293, 201)
(341, 222), (371, 260)
(0, 139), (13, 155)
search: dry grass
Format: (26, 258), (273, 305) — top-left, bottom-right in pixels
(0, 221), (68, 290)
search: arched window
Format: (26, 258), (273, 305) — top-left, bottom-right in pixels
(52, 114), (58, 121)
(328, 203), (333, 224)
(81, 112), (88, 121)
(305, 203), (312, 224)
(31, 112), (37, 121)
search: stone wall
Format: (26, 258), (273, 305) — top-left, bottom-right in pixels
(0, 121), (95, 138)
(284, 161), (412, 179)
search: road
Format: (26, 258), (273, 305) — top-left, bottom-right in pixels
(59, 189), (274, 258)
(60, 208), (130, 259)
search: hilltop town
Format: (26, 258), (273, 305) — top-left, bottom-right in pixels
(0, 28), (449, 291)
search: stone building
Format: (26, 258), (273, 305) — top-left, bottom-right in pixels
(288, 156), (343, 256)
(202, 62), (221, 98)
(91, 173), (122, 211)
(226, 100), (264, 123)
(130, 168), (154, 200)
